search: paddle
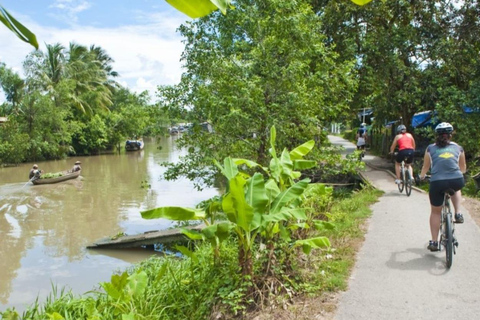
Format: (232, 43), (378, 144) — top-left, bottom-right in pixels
(22, 176), (36, 188)
(22, 169), (42, 188)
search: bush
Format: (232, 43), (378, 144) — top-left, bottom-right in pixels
(342, 129), (356, 142)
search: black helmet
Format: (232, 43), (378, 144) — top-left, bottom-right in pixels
(435, 122), (453, 134)
(396, 125), (406, 134)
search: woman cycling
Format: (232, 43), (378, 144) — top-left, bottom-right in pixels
(419, 122), (466, 252)
(390, 124), (416, 185)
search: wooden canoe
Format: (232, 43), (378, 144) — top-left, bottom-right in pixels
(32, 170), (81, 185)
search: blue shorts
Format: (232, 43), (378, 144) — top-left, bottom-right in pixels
(429, 177), (465, 207)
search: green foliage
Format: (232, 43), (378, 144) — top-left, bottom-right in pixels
(40, 172), (64, 179)
(0, 187), (381, 319)
(2, 242), (240, 320)
(0, 42), (166, 164)
(304, 146), (364, 184)
(71, 114), (109, 155)
(0, 117), (30, 165)
(142, 126), (330, 301)
(342, 130), (356, 142)
(0, 5), (38, 49)
(159, 0), (357, 187)
(318, 0), (480, 156)
(166, 0), (227, 18)
(0, 63), (24, 112)
(296, 187), (381, 294)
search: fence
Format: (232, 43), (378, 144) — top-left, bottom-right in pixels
(368, 126), (396, 156)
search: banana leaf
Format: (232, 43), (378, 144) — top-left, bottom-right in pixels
(0, 6), (38, 49)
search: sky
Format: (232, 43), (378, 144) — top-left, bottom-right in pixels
(0, 0), (191, 101)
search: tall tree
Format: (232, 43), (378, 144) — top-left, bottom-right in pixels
(159, 0), (357, 187)
(316, 0), (458, 129)
(0, 63), (25, 114)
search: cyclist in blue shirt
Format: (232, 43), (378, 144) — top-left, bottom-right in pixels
(420, 122), (466, 251)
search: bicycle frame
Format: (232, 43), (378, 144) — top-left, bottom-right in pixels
(439, 191), (457, 268)
(397, 157), (413, 196)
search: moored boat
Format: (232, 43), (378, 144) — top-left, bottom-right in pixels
(32, 170), (81, 185)
(125, 139), (144, 151)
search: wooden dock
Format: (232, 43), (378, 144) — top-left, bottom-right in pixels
(87, 224), (204, 249)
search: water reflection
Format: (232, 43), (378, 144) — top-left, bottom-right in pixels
(0, 136), (218, 311)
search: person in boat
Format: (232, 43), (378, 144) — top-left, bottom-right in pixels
(72, 161), (82, 172)
(29, 164), (43, 180)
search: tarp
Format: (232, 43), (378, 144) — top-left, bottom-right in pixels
(385, 120), (397, 128)
(411, 110), (436, 128)
(462, 105), (480, 113)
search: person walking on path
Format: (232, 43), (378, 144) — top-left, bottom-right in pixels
(389, 124), (416, 185)
(419, 122), (466, 251)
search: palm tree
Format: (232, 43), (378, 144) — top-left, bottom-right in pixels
(65, 43), (114, 115)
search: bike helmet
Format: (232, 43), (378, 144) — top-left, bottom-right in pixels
(396, 124), (406, 133)
(435, 122), (453, 134)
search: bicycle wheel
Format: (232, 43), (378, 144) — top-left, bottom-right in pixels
(405, 170), (412, 196)
(445, 214), (454, 268)
(397, 169), (405, 193)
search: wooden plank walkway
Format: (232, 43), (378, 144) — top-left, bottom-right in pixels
(87, 224), (205, 249)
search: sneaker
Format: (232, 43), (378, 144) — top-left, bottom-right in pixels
(455, 213), (464, 224)
(395, 179), (402, 184)
(428, 240), (439, 252)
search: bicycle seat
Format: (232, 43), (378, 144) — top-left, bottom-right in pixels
(446, 188), (456, 196)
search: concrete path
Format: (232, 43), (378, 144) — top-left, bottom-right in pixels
(328, 135), (480, 320)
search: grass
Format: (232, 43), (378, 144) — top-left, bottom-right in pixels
(296, 186), (382, 295)
(0, 186), (382, 320)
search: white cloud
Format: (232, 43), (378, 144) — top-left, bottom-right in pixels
(0, 10), (187, 102)
(49, 0), (92, 24)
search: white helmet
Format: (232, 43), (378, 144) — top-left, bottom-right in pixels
(435, 122), (453, 134)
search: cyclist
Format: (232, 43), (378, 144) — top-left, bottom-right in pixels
(389, 124), (416, 185)
(356, 123), (368, 155)
(419, 122), (466, 251)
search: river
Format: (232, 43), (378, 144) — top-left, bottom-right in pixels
(0, 136), (219, 312)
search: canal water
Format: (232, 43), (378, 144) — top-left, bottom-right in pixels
(0, 136), (219, 312)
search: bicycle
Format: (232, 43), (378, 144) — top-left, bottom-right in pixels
(424, 176), (458, 269)
(394, 152), (413, 196)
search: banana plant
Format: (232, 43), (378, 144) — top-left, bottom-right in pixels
(0, 6), (38, 49)
(166, 0), (373, 19)
(234, 125), (317, 191)
(141, 126), (330, 278)
(100, 270), (148, 318)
